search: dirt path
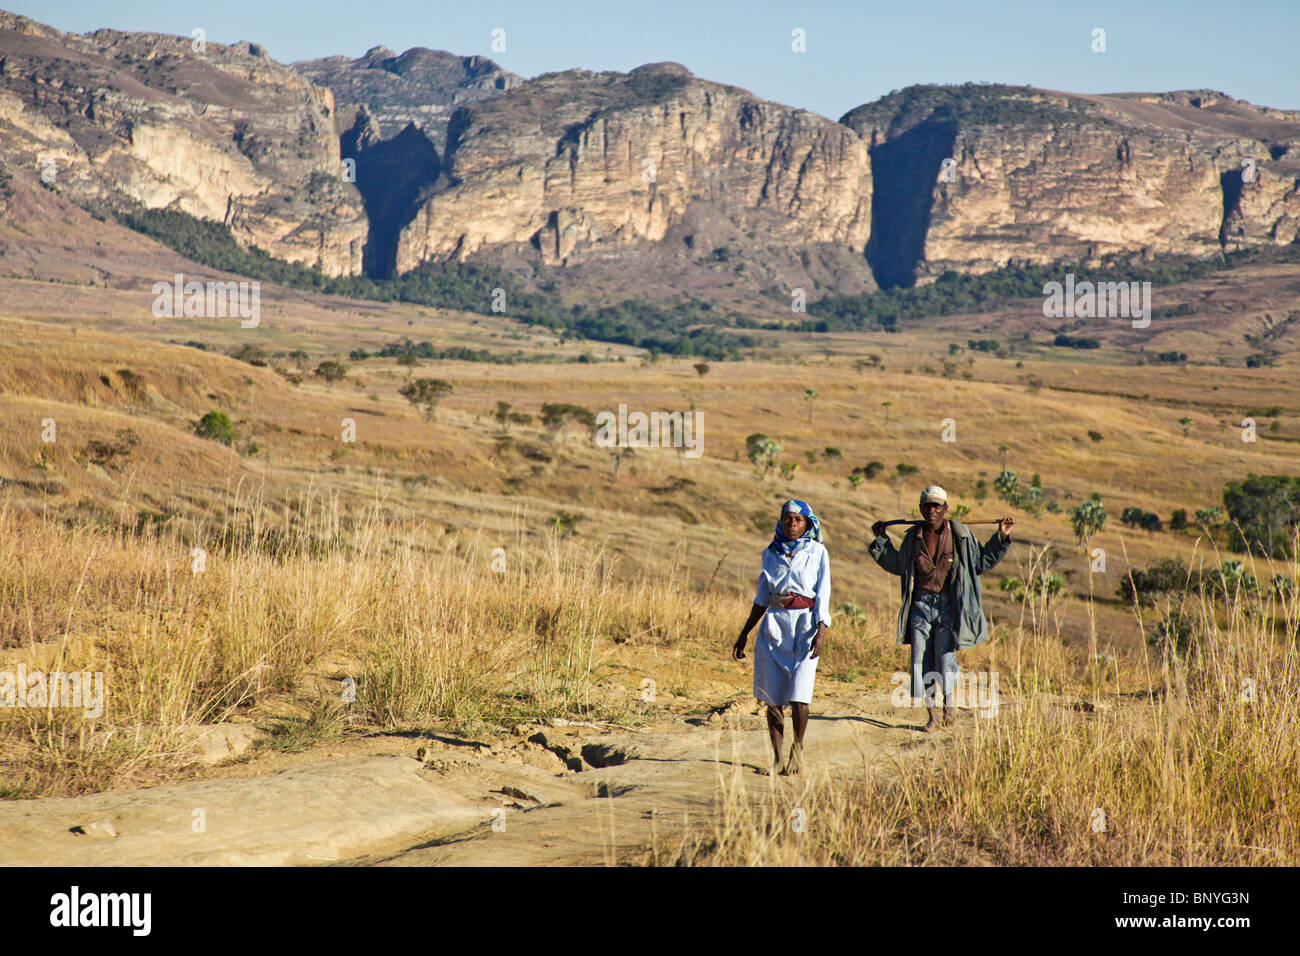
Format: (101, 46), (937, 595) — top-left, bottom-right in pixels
(0, 689), (991, 866)
(376, 691), (933, 866)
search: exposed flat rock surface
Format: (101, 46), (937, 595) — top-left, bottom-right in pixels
(1, 690), (1030, 866)
(0, 756), (490, 866)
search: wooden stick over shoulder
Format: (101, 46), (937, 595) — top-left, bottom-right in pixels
(877, 517), (1005, 527)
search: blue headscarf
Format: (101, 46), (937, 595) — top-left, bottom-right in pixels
(768, 499), (823, 557)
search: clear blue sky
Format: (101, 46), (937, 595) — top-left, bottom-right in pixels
(7, 0), (1298, 120)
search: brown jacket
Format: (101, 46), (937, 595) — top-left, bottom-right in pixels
(913, 520), (954, 592)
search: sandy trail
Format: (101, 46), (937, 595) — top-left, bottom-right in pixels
(0, 688), (991, 866)
(379, 698), (909, 865)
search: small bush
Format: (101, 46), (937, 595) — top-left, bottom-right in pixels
(195, 410), (235, 446)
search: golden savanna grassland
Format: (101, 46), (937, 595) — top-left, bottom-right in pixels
(1, 256), (1298, 864)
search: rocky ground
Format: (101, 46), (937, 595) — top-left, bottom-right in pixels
(0, 687), (1000, 866)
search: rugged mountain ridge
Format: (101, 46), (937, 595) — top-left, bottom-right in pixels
(2, 10), (1298, 306)
(294, 45), (522, 152)
(841, 84), (1300, 286)
(292, 45), (523, 277)
(394, 64), (876, 296)
(0, 10), (367, 275)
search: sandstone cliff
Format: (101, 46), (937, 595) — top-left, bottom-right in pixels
(840, 84), (1300, 286)
(294, 46), (521, 153)
(393, 63), (877, 299)
(0, 10), (367, 276)
(3, 10), (1298, 306)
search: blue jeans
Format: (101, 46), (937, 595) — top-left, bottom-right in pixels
(908, 590), (959, 703)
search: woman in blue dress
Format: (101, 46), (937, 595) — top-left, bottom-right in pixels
(732, 499), (831, 775)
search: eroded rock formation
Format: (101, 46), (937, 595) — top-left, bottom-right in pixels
(0, 11), (367, 276)
(4, 10), (1298, 301)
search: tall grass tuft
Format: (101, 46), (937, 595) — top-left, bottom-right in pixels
(682, 535), (1300, 866)
(0, 491), (732, 796)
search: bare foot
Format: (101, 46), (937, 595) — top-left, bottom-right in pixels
(779, 745), (803, 776)
(943, 707), (956, 727)
(921, 718), (937, 733)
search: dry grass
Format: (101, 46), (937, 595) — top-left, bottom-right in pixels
(667, 540), (1300, 866)
(5, 479), (1297, 865)
(3, 305), (1299, 862)
(0, 489), (735, 797)
(3, 314), (1299, 663)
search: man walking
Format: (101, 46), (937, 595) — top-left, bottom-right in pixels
(869, 486), (1014, 731)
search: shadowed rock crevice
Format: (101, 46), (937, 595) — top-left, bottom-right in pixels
(341, 111), (441, 279)
(864, 119), (957, 288)
(580, 743), (631, 768)
(1219, 166), (1247, 249)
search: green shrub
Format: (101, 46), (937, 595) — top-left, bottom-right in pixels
(120, 209), (752, 360)
(1223, 474), (1300, 558)
(195, 410), (235, 446)
(1121, 506), (1162, 532)
(1054, 334), (1101, 349)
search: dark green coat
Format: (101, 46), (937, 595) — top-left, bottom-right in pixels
(868, 519), (1009, 649)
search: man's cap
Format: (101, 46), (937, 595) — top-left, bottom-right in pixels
(920, 485), (948, 506)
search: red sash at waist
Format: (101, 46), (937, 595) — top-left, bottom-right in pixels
(774, 593), (815, 609)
